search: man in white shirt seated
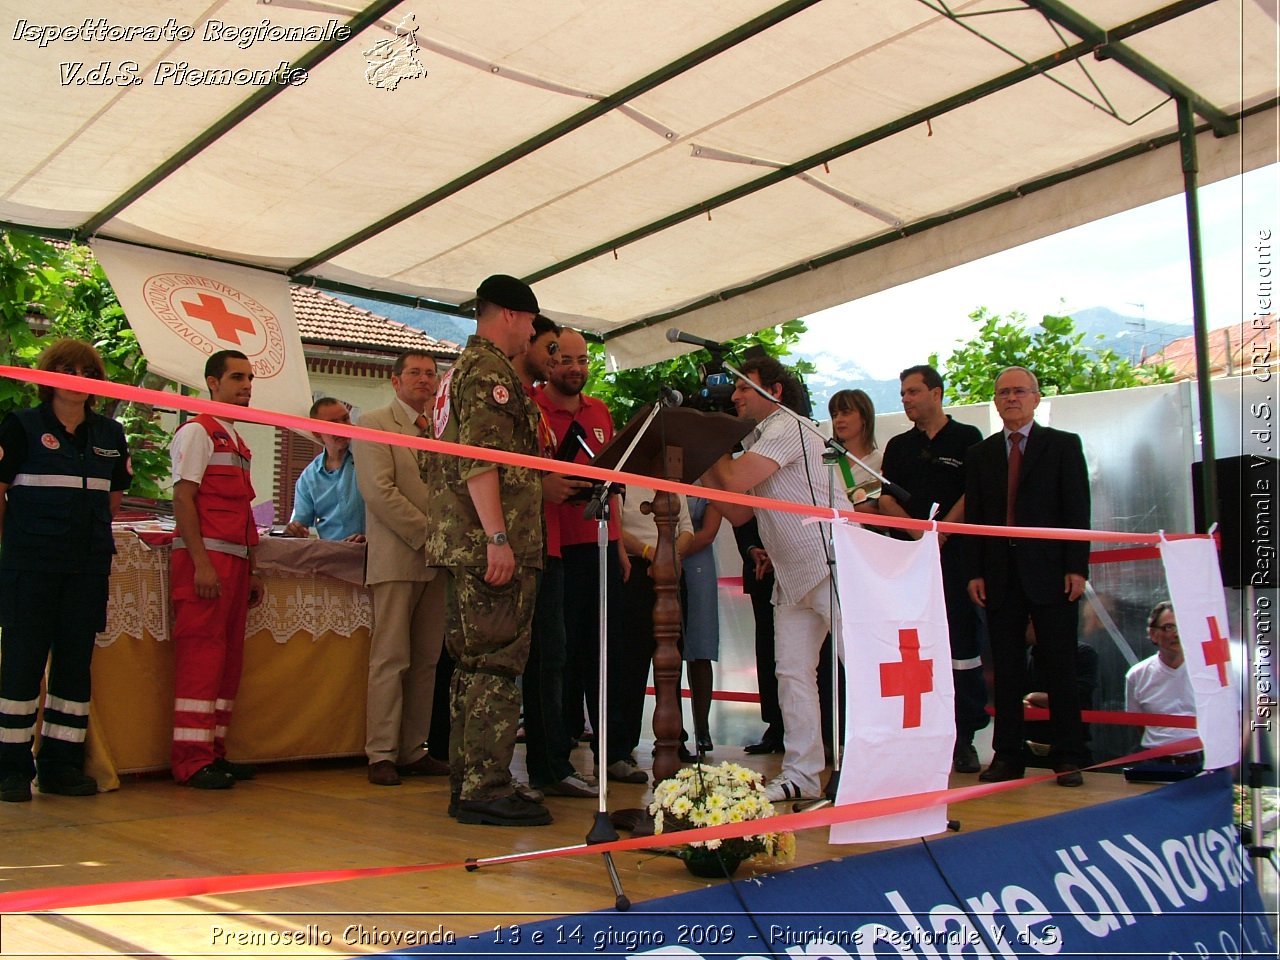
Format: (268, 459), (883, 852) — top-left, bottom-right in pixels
(1124, 601), (1200, 769)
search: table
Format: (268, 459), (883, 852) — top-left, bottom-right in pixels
(87, 530), (373, 788)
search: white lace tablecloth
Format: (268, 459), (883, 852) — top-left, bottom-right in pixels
(89, 527), (374, 778)
(98, 529), (373, 646)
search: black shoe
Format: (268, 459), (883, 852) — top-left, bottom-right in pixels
(212, 757), (257, 781)
(367, 760), (401, 786)
(535, 775), (596, 798)
(744, 731), (784, 755)
(455, 794), (553, 826)
(396, 754), (450, 777)
(1053, 763), (1084, 788)
(677, 742), (697, 763)
(37, 767), (97, 797)
(978, 759), (1025, 783)
(952, 740), (980, 774)
(695, 735), (714, 755)
(185, 763), (235, 790)
(0, 773), (32, 803)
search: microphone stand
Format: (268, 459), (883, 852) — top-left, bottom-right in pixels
(720, 361), (911, 812)
(579, 400), (667, 912)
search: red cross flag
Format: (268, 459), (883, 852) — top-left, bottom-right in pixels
(92, 239), (311, 416)
(830, 524), (953, 843)
(1159, 537), (1241, 770)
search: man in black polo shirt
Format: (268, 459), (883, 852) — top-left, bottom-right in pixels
(877, 365), (987, 773)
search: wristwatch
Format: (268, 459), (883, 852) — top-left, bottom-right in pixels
(487, 531), (509, 546)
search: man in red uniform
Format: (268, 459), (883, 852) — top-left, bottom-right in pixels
(516, 317), (596, 797)
(169, 350), (264, 789)
(534, 330), (641, 783)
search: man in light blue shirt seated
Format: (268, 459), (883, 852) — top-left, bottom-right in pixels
(284, 397), (366, 542)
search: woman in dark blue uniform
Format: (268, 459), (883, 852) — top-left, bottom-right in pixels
(0, 339), (131, 802)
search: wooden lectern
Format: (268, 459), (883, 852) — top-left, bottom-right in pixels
(594, 404), (753, 783)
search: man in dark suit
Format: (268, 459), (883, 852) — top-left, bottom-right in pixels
(965, 365), (1090, 787)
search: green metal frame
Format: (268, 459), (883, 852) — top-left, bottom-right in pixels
(1021, 0), (1236, 137)
(285, 0), (826, 277)
(1177, 96), (1219, 530)
(10, 0), (1254, 403)
(593, 97), (1272, 342)
(74, 0), (403, 239)
(525, 0), (1221, 306)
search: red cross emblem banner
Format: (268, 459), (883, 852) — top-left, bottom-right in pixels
(830, 524), (954, 844)
(92, 239), (311, 416)
(1158, 537), (1241, 770)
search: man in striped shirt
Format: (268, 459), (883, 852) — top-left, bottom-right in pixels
(703, 357), (834, 803)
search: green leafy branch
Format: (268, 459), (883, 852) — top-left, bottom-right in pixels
(0, 231), (172, 499)
(928, 306), (1177, 405)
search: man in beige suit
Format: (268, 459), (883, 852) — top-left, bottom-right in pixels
(352, 350), (450, 786)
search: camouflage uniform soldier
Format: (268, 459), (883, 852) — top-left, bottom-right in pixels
(424, 274), (548, 827)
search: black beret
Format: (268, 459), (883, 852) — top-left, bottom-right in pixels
(476, 274), (539, 314)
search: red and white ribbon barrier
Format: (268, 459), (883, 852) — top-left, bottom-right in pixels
(0, 365), (1211, 547)
(0, 737), (1201, 913)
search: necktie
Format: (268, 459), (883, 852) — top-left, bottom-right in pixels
(415, 413), (429, 435)
(1006, 432), (1023, 527)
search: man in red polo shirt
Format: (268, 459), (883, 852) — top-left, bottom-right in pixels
(533, 330), (643, 784)
(516, 317), (596, 797)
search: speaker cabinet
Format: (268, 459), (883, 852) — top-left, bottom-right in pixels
(1192, 455), (1278, 590)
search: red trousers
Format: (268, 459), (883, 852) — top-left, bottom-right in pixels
(170, 550), (250, 782)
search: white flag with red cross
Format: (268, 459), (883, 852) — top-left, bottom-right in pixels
(92, 239), (311, 416)
(830, 524), (954, 843)
(1158, 536), (1241, 770)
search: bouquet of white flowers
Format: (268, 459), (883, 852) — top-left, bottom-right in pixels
(648, 761), (795, 876)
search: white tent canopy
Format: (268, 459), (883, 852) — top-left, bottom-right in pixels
(4, 0), (1275, 368)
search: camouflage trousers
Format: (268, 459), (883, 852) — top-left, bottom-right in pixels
(444, 565), (538, 801)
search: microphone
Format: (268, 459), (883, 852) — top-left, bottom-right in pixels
(658, 386), (684, 407)
(666, 328), (726, 351)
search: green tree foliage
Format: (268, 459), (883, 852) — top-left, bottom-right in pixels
(586, 319), (816, 428)
(928, 307), (1177, 405)
(0, 231), (173, 499)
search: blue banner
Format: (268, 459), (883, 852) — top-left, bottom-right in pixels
(374, 771), (1271, 959)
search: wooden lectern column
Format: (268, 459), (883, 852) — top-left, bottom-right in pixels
(646, 445), (684, 783)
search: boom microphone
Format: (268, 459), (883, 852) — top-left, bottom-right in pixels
(665, 328), (726, 351)
(658, 386), (684, 407)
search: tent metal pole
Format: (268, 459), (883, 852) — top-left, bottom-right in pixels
(1177, 95), (1219, 531)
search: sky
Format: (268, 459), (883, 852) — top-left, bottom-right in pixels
(797, 164), (1277, 380)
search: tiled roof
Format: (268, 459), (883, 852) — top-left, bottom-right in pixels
(291, 285), (460, 356)
(1143, 318), (1276, 380)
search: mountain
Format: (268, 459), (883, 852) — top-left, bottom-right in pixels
(796, 350), (900, 417)
(1067, 306), (1191, 364)
(792, 306), (1192, 417)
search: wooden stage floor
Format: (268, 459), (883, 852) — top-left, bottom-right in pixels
(0, 730), (1183, 960)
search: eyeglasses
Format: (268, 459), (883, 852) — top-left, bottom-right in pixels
(559, 357), (590, 368)
(995, 387), (1033, 399)
(56, 365), (103, 380)
(1153, 623), (1179, 634)
(545, 341), (560, 355)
